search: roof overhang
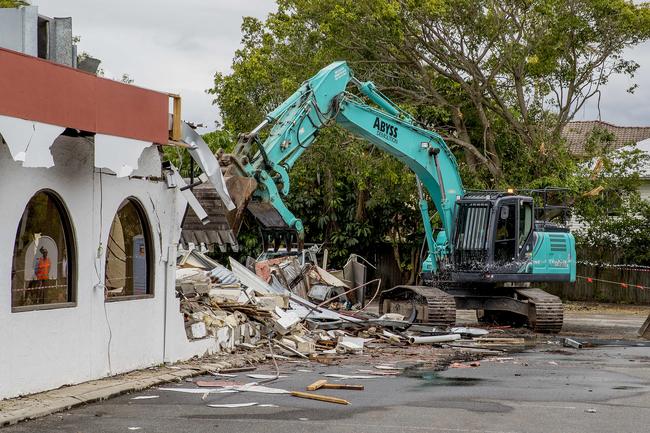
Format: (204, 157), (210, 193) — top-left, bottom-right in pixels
(0, 47), (168, 144)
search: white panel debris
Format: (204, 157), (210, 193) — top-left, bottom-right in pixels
(0, 115), (64, 168)
(158, 387), (235, 394)
(235, 384), (289, 394)
(168, 167), (209, 223)
(94, 134), (150, 177)
(178, 120), (235, 211)
(207, 402), (259, 408)
(229, 257), (275, 295)
(323, 374), (380, 380)
(246, 374), (287, 379)
(336, 336), (365, 354)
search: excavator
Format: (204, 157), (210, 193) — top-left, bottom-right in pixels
(210, 61), (576, 333)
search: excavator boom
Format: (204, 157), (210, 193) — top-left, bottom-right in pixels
(205, 61), (576, 333)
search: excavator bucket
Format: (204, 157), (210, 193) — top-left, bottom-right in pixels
(221, 162), (258, 235)
(181, 150), (299, 252)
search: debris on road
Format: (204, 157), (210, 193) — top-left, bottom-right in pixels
(306, 379), (327, 391)
(208, 402), (259, 408)
(175, 252), (496, 365)
(321, 383), (364, 390)
(449, 361), (480, 369)
(247, 374), (288, 380)
(562, 337), (583, 349)
(375, 365), (401, 370)
(216, 367), (256, 374)
(324, 374), (380, 380)
(306, 380), (364, 391)
(167, 251), (548, 407)
(195, 380), (244, 388)
(408, 334), (461, 344)
(290, 391), (350, 405)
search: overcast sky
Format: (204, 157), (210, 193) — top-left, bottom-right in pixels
(36, 0), (650, 132)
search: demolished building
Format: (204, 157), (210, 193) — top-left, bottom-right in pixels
(0, 5), (239, 400)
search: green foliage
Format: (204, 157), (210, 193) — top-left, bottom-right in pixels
(253, 0), (650, 183)
(573, 144), (650, 265)
(0, 0), (29, 7)
(209, 0), (650, 271)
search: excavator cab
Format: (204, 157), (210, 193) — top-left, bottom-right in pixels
(451, 191), (574, 283)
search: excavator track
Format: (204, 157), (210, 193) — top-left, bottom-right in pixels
(516, 288), (564, 333)
(379, 285), (456, 327)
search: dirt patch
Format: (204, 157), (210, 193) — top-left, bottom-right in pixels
(564, 301), (650, 314)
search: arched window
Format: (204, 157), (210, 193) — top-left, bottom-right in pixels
(11, 190), (76, 310)
(105, 198), (153, 299)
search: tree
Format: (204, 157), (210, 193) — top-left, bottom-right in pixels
(209, 0), (650, 272)
(572, 139), (650, 265)
(233, 0), (650, 184)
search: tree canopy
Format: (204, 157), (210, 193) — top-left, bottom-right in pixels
(207, 0), (650, 268)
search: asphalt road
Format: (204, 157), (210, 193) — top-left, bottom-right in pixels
(5, 343), (650, 433)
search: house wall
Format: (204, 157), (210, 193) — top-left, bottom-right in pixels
(0, 136), (220, 400)
(639, 180), (650, 202)
(0, 6), (38, 56)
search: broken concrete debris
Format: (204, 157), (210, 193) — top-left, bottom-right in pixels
(175, 250), (505, 408)
(165, 246), (531, 408)
(562, 337), (583, 349)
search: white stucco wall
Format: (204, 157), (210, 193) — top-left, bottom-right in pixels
(639, 180), (650, 202)
(0, 135), (221, 400)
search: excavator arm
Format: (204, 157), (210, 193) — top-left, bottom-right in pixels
(232, 61), (464, 272)
(211, 60), (574, 333)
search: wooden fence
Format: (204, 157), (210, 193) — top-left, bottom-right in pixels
(373, 244), (650, 305)
(544, 263), (650, 305)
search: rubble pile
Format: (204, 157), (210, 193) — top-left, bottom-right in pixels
(175, 251), (508, 361)
(177, 254), (362, 355)
(162, 250), (537, 408)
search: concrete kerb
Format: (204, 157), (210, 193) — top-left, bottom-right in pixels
(0, 350), (268, 427)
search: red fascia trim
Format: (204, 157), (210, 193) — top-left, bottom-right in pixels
(0, 47), (168, 144)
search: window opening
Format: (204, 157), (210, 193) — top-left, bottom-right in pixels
(105, 199), (152, 299)
(494, 203), (517, 263)
(11, 191), (75, 309)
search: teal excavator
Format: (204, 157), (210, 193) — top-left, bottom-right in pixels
(214, 61), (576, 332)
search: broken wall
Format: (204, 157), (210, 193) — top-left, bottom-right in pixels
(0, 134), (222, 400)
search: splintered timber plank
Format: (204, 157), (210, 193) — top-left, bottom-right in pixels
(218, 366), (257, 374)
(290, 391), (350, 405)
(306, 379), (328, 391)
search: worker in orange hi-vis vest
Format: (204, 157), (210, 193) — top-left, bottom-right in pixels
(34, 247), (51, 280)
